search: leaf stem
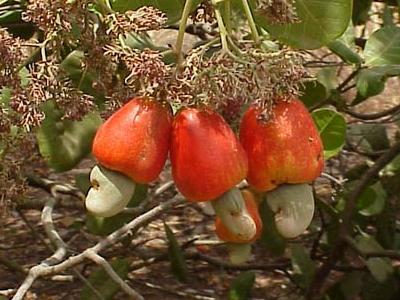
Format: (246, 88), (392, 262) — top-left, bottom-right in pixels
(240, 0), (260, 44)
(223, 0), (232, 35)
(175, 0), (195, 66)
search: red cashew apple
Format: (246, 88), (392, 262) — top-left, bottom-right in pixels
(170, 107), (248, 202)
(215, 189), (263, 243)
(239, 99), (324, 191)
(92, 97), (173, 184)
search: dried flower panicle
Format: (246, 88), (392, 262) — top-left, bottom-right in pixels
(0, 28), (24, 88)
(168, 46), (307, 123)
(104, 44), (170, 97)
(105, 6), (167, 38)
(0, 132), (38, 216)
(257, 0), (300, 25)
(22, 0), (89, 36)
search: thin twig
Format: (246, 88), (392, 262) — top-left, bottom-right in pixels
(12, 194), (184, 300)
(86, 250), (144, 300)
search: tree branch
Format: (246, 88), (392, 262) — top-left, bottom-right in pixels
(308, 140), (400, 299)
(12, 194), (184, 300)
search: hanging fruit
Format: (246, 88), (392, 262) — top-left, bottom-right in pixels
(85, 165), (136, 217)
(92, 97), (173, 184)
(264, 183), (315, 239)
(214, 189), (263, 243)
(170, 107), (248, 202)
(240, 99), (324, 192)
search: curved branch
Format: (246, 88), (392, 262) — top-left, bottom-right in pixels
(344, 104), (400, 120)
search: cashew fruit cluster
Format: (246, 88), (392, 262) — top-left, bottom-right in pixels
(85, 97), (323, 263)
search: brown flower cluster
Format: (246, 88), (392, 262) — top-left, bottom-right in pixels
(0, 133), (38, 216)
(9, 60), (96, 127)
(257, 0), (300, 25)
(168, 46), (307, 123)
(22, 0), (89, 36)
(104, 44), (170, 97)
(0, 28), (23, 89)
(105, 6), (167, 38)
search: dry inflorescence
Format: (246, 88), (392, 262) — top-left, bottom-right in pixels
(105, 6), (167, 38)
(168, 45), (307, 124)
(257, 0), (300, 25)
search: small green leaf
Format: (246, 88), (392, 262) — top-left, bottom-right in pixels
(75, 172), (91, 194)
(354, 66), (400, 103)
(290, 244), (316, 289)
(228, 271), (255, 300)
(364, 26), (400, 65)
(80, 258), (130, 300)
(312, 109), (347, 159)
(353, 234), (393, 282)
(376, 200), (397, 249)
(127, 183), (148, 207)
(299, 80), (328, 108)
(259, 199), (286, 256)
(37, 101), (102, 172)
(86, 213), (133, 236)
(328, 22), (362, 65)
(255, 0), (352, 49)
(357, 182), (386, 216)
(0, 87), (11, 106)
(227, 243), (252, 265)
(316, 67), (339, 91)
(164, 222), (188, 282)
(329, 40), (363, 65)
(347, 123), (390, 152)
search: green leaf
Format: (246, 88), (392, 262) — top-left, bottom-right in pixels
(86, 213), (133, 236)
(75, 172), (91, 194)
(0, 87), (11, 106)
(299, 80), (328, 108)
(376, 200), (397, 249)
(227, 243), (252, 265)
(329, 40), (363, 65)
(164, 222), (188, 282)
(353, 234), (393, 282)
(347, 123), (390, 152)
(127, 183), (148, 207)
(80, 258), (130, 300)
(37, 101), (102, 172)
(381, 154), (400, 176)
(111, 0), (202, 23)
(290, 244), (316, 289)
(259, 199), (286, 256)
(364, 26), (400, 65)
(354, 66), (400, 103)
(357, 182), (387, 216)
(255, 0), (352, 49)
(317, 67), (338, 91)
(312, 109), (347, 159)
(228, 271), (255, 300)
(328, 22), (362, 65)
